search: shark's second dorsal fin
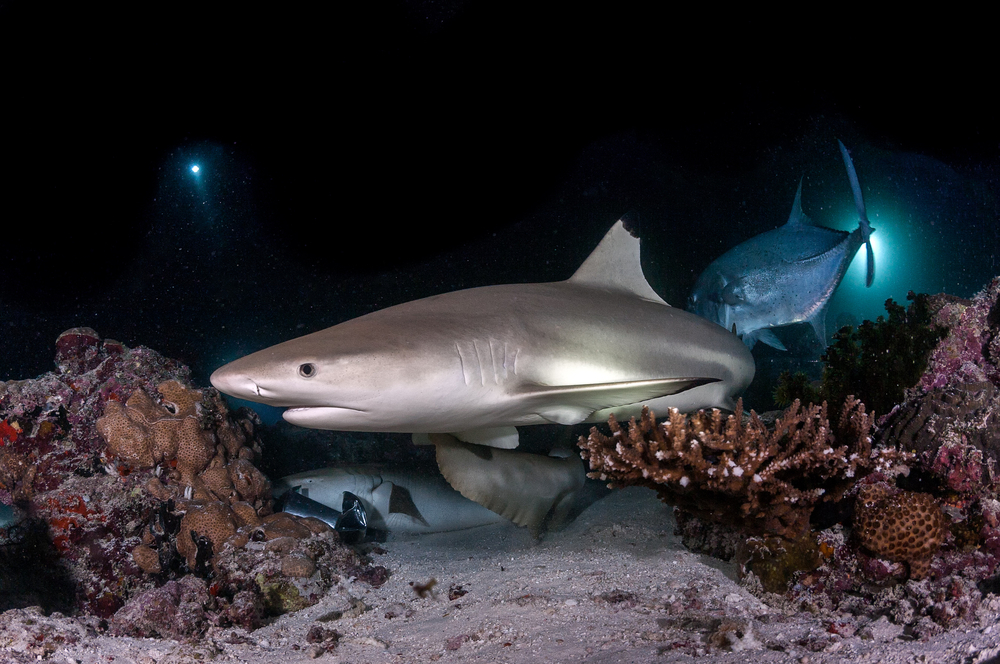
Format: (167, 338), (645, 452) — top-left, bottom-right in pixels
(785, 179), (814, 227)
(568, 219), (668, 305)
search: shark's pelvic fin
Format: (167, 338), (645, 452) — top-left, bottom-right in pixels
(568, 219), (668, 305)
(429, 433), (586, 538)
(453, 427), (520, 449)
(838, 140), (875, 287)
(520, 376), (719, 426)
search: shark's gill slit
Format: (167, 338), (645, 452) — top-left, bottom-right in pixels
(472, 339), (487, 386)
(455, 342), (472, 386)
(489, 338), (503, 384)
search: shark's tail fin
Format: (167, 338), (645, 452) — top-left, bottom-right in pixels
(838, 140), (875, 287)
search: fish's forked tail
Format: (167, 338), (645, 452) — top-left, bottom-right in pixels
(838, 140), (875, 287)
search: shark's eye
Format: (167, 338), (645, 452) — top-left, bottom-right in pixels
(298, 363), (316, 378)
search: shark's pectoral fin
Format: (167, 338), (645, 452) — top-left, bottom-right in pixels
(428, 433), (586, 538)
(535, 405), (595, 426)
(522, 377), (719, 425)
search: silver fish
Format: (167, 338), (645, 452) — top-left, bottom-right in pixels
(688, 141), (874, 350)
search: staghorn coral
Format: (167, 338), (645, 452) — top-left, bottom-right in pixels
(579, 397), (873, 539)
(853, 483), (949, 580)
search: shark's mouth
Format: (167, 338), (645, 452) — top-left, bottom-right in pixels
(282, 405), (371, 430)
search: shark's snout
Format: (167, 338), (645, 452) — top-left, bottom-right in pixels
(210, 369), (262, 399)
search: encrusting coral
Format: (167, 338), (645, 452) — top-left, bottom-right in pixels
(97, 379), (270, 511)
(853, 483), (948, 580)
(578, 397), (874, 540)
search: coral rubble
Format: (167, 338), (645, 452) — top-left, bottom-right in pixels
(578, 397), (873, 540)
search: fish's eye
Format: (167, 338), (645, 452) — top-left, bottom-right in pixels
(298, 363), (316, 378)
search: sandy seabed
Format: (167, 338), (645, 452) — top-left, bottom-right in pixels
(3, 487), (1000, 664)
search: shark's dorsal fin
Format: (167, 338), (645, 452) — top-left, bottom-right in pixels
(568, 219), (668, 305)
(785, 178), (814, 227)
(386, 483), (430, 527)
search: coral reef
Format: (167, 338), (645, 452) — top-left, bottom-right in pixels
(879, 381), (1000, 496)
(0, 328), (388, 634)
(580, 276), (1000, 638)
(578, 397), (874, 539)
(0, 327), (194, 617)
(918, 278), (1000, 393)
(736, 532), (823, 593)
(110, 516), (381, 639)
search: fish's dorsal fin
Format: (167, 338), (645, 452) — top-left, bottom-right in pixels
(568, 219), (668, 305)
(785, 178), (814, 227)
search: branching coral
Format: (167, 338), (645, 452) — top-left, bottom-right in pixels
(578, 397), (873, 539)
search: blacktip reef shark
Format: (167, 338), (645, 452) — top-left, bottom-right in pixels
(211, 217), (755, 535)
(688, 140), (875, 351)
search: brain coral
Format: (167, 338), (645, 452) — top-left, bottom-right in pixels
(853, 484), (948, 580)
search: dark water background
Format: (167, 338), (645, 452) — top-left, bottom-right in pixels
(1, 2), (995, 417)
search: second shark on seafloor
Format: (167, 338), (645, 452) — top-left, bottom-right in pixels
(688, 140), (875, 350)
(211, 217), (755, 535)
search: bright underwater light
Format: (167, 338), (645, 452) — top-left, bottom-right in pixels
(829, 205), (929, 333)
